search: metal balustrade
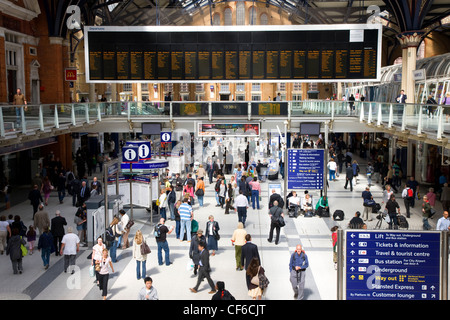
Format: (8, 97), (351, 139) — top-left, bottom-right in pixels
(1, 100), (449, 142)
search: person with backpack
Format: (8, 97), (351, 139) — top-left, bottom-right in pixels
(402, 184), (414, 218)
(155, 218), (174, 266)
(211, 281), (235, 300)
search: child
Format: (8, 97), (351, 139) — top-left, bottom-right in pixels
(26, 226), (36, 255)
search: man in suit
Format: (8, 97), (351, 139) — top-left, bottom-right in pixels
(240, 234), (260, 270)
(269, 189), (284, 209)
(90, 176), (102, 195)
(396, 90), (407, 103)
(344, 162), (354, 192)
(190, 241), (216, 294)
(77, 181), (90, 205)
(51, 210), (67, 256)
(28, 184), (43, 219)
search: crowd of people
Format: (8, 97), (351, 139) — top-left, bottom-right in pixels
(1, 135), (450, 301)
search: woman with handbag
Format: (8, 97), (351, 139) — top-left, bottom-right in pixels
(246, 257), (266, 300)
(133, 230), (149, 280)
(195, 177), (205, 207)
(92, 236), (106, 286)
(205, 215), (220, 256)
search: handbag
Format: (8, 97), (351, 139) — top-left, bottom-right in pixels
(140, 240), (151, 255)
(125, 219), (134, 230)
(195, 188), (204, 197)
(20, 240), (28, 257)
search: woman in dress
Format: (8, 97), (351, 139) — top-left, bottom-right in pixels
(132, 230), (148, 280)
(98, 248), (114, 300)
(205, 215), (220, 256)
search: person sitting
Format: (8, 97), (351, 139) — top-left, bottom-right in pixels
(315, 196), (329, 217)
(348, 211), (364, 229)
(288, 191), (301, 217)
(302, 194), (313, 216)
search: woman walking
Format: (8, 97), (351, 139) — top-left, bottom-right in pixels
(205, 215), (220, 256)
(246, 257), (265, 300)
(195, 177), (205, 207)
(231, 222), (247, 270)
(6, 227), (26, 274)
(92, 237), (106, 286)
(41, 176), (53, 206)
(132, 230), (148, 280)
(98, 248), (114, 300)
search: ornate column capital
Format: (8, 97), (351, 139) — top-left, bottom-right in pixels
(397, 31), (425, 48)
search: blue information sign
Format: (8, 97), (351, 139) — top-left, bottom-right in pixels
(126, 141), (152, 160)
(345, 230), (441, 300)
(287, 149), (324, 190)
(122, 145), (140, 163)
(161, 132), (172, 143)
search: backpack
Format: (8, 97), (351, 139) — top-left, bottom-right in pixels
(407, 188), (413, 198)
(154, 224), (161, 238)
(333, 210), (345, 221)
(105, 226), (116, 242)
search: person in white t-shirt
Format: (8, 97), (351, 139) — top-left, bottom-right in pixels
(327, 159), (337, 181)
(60, 227), (80, 274)
(288, 191), (301, 217)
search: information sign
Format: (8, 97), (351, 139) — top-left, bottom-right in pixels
(122, 145), (139, 163)
(345, 230), (441, 300)
(287, 149), (324, 189)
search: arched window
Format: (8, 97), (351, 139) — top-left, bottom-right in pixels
(260, 13), (268, 25)
(236, 2), (245, 25)
(213, 13), (221, 25)
(224, 7), (232, 25)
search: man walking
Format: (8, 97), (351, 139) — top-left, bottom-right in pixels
(178, 198), (193, 242)
(267, 201), (284, 245)
(50, 210), (67, 256)
(28, 185), (43, 219)
(289, 244), (309, 300)
(235, 190), (249, 227)
(34, 204), (50, 235)
(190, 241), (216, 294)
(155, 218), (174, 266)
(60, 227), (80, 274)
(344, 163), (353, 191)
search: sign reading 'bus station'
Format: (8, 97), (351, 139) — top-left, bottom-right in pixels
(345, 230), (441, 300)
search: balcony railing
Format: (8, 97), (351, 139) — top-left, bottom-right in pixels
(1, 100), (448, 140)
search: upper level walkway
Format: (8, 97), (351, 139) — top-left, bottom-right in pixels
(1, 99), (449, 147)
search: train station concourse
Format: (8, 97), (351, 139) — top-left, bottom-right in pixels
(0, 0), (450, 308)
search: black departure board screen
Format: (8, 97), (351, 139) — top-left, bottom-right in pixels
(85, 25), (381, 82)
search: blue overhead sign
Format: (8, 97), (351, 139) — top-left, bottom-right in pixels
(345, 230), (441, 300)
(121, 160), (169, 171)
(122, 145), (140, 163)
(287, 148), (324, 190)
(126, 141), (152, 160)
(161, 132), (172, 143)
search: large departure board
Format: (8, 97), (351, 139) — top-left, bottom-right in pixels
(85, 25), (382, 82)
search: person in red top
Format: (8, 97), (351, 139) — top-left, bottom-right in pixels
(249, 177), (261, 210)
(331, 226), (339, 270)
